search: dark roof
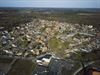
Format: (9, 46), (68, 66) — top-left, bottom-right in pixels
(32, 65), (48, 75)
(0, 71), (5, 75)
(37, 54), (52, 60)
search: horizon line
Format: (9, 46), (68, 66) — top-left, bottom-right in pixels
(0, 7), (99, 9)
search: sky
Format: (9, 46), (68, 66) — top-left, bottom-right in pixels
(0, 0), (99, 8)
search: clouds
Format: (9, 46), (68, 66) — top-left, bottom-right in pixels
(0, 0), (99, 8)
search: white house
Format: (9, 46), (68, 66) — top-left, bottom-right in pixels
(36, 54), (53, 66)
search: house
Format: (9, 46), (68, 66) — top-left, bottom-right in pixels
(36, 54), (53, 66)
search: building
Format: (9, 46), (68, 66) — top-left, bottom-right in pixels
(36, 54), (53, 66)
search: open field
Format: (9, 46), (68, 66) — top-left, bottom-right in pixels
(0, 8), (100, 31)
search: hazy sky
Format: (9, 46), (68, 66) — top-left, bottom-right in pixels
(0, 0), (99, 8)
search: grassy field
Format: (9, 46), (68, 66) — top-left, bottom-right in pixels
(7, 59), (36, 75)
(0, 8), (100, 31)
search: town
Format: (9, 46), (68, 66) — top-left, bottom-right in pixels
(0, 8), (100, 75)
